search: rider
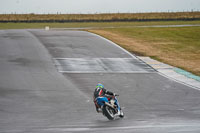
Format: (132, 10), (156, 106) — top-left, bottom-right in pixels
(93, 83), (120, 113)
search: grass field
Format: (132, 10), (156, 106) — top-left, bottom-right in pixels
(88, 26), (200, 76)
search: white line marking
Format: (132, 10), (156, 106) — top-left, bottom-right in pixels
(59, 71), (156, 74)
(53, 57), (140, 60)
(53, 57), (156, 73)
(88, 32), (138, 59)
(3, 124), (200, 133)
(35, 123), (200, 132)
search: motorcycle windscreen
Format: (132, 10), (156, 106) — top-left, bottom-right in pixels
(96, 97), (109, 106)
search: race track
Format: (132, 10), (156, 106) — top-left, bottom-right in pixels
(0, 29), (200, 133)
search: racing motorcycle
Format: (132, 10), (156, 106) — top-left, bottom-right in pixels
(96, 95), (124, 120)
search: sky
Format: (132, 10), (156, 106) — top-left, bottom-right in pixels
(1, 0), (200, 14)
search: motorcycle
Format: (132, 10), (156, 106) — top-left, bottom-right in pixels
(96, 95), (124, 120)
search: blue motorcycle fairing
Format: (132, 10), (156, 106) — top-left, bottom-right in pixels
(96, 97), (121, 110)
(96, 97), (109, 106)
(114, 98), (121, 110)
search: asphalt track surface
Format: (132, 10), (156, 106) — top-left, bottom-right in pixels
(0, 29), (200, 133)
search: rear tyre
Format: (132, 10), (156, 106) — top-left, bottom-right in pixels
(103, 106), (115, 120)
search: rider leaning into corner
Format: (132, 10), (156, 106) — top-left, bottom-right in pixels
(93, 83), (122, 115)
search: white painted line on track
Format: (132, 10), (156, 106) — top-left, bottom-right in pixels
(53, 57), (156, 73)
(30, 123), (200, 132)
(88, 32), (138, 59)
(2, 124), (200, 133)
(53, 57), (142, 60)
(59, 71), (156, 74)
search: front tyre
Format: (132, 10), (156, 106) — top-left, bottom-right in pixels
(103, 106), (115, 120)
(119, 110), (124, 118)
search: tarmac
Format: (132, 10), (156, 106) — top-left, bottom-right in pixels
(0, 29), (200, 133)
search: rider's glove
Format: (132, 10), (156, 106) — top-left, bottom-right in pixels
(114, 93), (119, 96)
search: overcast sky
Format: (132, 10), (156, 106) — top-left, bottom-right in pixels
(1, 0), (200, 14)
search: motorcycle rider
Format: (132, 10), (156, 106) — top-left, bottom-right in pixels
(93, 83), (121, 114)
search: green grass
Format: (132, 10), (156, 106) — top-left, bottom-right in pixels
(0, 21), (200, 29)
(122, 27), (199, 57)
(110, 26), (200, 50)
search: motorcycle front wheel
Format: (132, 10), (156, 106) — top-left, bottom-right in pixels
(103, 105), (115, 120)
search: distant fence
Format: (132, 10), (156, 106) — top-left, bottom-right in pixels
(1, 12), (200, 23)
(0, 18), (200, 23)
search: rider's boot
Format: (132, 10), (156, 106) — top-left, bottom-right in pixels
(96, 107), (102, 113)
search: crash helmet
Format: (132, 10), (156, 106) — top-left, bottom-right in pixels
(96, 83), (104, 89)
